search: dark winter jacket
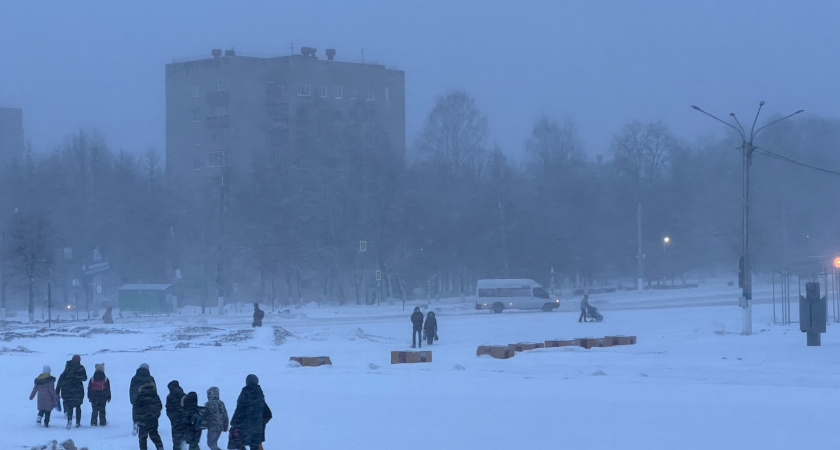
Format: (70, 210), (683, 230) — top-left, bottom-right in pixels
(204, 387), (229, 433)
(230, 380), (272, 446)
(129, 367), (156, 406)
(134, 383), (162, 426)
(56, 359), (87, 407)
(87, 370), (111, 403)
(580, 296), (589, 310)
(30, 373), (58, 411)
(410, 309), (424, 330)
(181, 391), (202, 445)
(252, 305), (265, 327)
(423, 312), (437, 334)
(166, 380), (187, 433)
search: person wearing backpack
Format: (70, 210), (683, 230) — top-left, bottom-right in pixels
(165, 380), (187, 450)
(181, 391), (202, 450)
(203, 386), (229, 450)
(87, 363), (111, 426)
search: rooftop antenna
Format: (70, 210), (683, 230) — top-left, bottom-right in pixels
(361, 48), (364, 63)
(291, 42), (294, 55)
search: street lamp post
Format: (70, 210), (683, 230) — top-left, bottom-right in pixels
(662, 236), (670, 285)
(691, 102), (803, 335)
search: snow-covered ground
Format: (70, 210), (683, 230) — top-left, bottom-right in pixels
(3, 280), (838, 449)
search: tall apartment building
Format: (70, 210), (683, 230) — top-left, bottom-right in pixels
(0, 107), (25, 168)
(165, 48), (405, 192)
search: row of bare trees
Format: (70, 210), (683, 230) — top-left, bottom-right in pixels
(3, 90), (840, 316)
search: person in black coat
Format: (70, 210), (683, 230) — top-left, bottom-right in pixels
(229, 374), (272, 450)
(181, 391), (202, 450)
(134, 383), (165, 450)
(410, 306), (424, 348)
(252, 303), (265, 327)
(130, 363), (157, 432)
(87, 362), (111, 426)
(423, 311), (438, 345)
(56, 354), (87, 429)
(165, 380), (187, 450)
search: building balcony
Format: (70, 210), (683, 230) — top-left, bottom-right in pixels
(206, 115), (230, 128)
(206, 90), (230, 107)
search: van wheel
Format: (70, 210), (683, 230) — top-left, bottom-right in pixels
(541, 303), (554, 312)
(491, 302), (504, 314)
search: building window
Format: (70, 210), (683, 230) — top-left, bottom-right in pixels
(214, 106), (227, 116)
(366, 89), (375, 101)
(385, 87), (390, 101)
(192, 86), (200, 98)
(193, 110), (199, 123)
(334, 86), (343, 99)
(350, 88), (358, 99)
(319, 85), (328, 98)
(298, 84), (311, 96)
(207, 151), (226, 167)
(215, 82), (224, 92)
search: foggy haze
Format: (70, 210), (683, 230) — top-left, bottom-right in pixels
(2, 1), (839, 157)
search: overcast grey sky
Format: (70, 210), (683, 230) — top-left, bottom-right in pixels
(1, 0), (838, 160)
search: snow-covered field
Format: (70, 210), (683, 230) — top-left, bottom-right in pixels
(3, 280), (838, 449)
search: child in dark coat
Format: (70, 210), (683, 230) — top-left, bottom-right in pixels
(181, 391), (202, 450)
(424, 311), (438, 345)
(134, 383), (164, 450)
(204, 386), (230, 450)
(87, 362), (111, 426)
(30, 365), (59, 427)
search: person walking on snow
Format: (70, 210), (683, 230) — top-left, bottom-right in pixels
(204, 386), (230, 450)
(129, 363), (157, 436)
(578, 294), (589, 323)
(30, 365), (59, 427)
(165, 380), (187, 450)
(229, 374), (272, 450)
(252, 303), (265, 327)
(134, 383), (165, 450)
(410, 306), (424, 348)
(56, 354), (87, 429)
(87, 362), (111, 426)
(181, 391), (203, 450)
(424, 311), (438, 346)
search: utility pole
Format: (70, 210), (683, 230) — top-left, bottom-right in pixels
(691, 102), (803, 335)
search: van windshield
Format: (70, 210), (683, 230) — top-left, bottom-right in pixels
(532, 287), (549, 299)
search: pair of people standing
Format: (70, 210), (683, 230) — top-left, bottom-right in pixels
(410, 307), (439, 348)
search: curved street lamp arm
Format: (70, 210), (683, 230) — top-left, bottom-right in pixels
(754, 110), (805, 137)
(730, 114), (746, 137)
(690, 105), (745, 140)
(749, 101), (765, 140)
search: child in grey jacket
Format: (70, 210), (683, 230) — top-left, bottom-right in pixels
(203, 386), (229, 450)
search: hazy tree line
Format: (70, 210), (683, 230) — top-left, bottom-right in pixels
(3, 90), (840, 315)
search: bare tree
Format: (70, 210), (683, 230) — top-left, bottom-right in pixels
(524, 115), (584, 174)
(415, 90), (488, 172)
(612, 120), (677, 288)
(8, 210), (54, 322)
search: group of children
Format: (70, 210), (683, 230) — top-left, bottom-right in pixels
(29, 357), (232, 450)
(29, 355), (109, 429)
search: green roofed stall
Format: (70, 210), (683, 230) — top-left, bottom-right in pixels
(118, 284), (176, 314)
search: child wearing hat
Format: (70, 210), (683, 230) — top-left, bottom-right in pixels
(30, 365), (59, 427)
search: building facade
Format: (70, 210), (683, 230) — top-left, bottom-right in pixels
(165, 48), (405, 192)
(0, 107), (24, 168)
